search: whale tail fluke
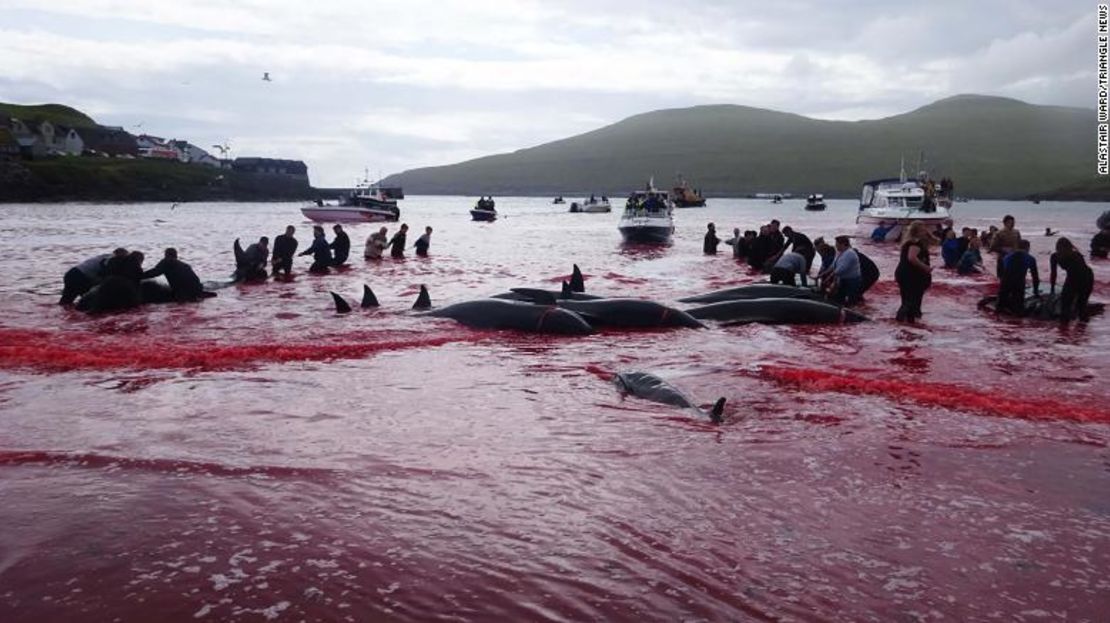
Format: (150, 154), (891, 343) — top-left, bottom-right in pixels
(709, 397), (726, 424)
(361, 284), (379, 308)
(331, 291), (352, 314)
(413, 285), (431, 310)
(570, 264), (585, 293)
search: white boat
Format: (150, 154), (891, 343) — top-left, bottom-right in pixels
(618, 181), (674, 244)
(302, 175), (400, 222)
(569, 196), (611, 213)
(856, 177), (953, 226)
(804, 194), (826, 211)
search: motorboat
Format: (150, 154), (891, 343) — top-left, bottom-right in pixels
(856, 174), (954, 227)
(553, 196), (565, 204)
(804, 194), (826, 211)
(569, 195), (611, 213)
(618, 181), (674, 244)
(771, 194), (783, 204)
(302, 175), (400, 222)
(471, 197), (497, 221)
(670, 175), (706, 207)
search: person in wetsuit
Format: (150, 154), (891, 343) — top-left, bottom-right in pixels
(389, 223), (409, 258)
(414, 226), (432, 257)
(271, 226), (298, 277)
(1050, 237), (1095, 322)
(330, 224), (350, 266)
(703, 223), (720, 255)
(235, 237), (269, 281)
(141, 248), (207, 302)
(1092, 226), (1110, 258)
(895, 221), (933, 323)
(941, 229), (961, 268)
(299, 226), (332, 273)
(766, 220), (785, 257)
(60, 252), (111, 305)
(747, 226), (772, 271)
(997, 239), (1039, 315)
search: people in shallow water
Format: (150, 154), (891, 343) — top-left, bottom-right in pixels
(1050, 237), (1095, 322)
(989, 214), (1022, 278)
(60, 251), (111, 305)
(814, 237), (836, 288)
(997, 239), (1040, 315)
(857, 249), (880, 300)
(141, 247), (207, 302)
(870, 222), (897, 242)
(271, 225), (297, 277)
(780, 226), (815, 272)
(236, 237), (269, 281)
(365, 226), (388, 260)
(414, 226), (432, 257)
(106, 249), (145, 284)
(940, 229), (961, 268)
(330, 224), (350, 266)
(957, 237), (985, 275)
(299, 226), (332, 273)
(703, 223), (720, 255)
(770, 250), (808, 287)
(747, 226), (773, 272)
(1092, 226), (1110, 258)
(389, 223), (409, 258)
(895, 221), (933, 323)
(827, 236), (862, 305)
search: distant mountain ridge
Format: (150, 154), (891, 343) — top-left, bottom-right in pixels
(380, 95), (1095, 199)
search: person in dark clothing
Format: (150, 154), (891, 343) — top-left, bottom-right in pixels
(105, 249), (145, 283)
(997, 239), (1039, 314)
(857, 250), (880, 299)
(271, 225), (298, 276)
(1050, 237), (1095, 322)
(940, 229), (961, 268)
(299, 226), (332, 273)
(235, 237), (269, 281)
(767, 220), (785, 257)
(141, 248), (206, 302)
(389, 223), (409, 258)
(60, 252), (111, 305)
(747, 226), (772, 271)
(414, 226), (432, 257)
(1092, 226), (1110, 258)
(895, 221), (933, 322)
(957, 228), (972, 258)
(781, 226), (815, 272)
(330, 224), (351, 266)
(703, 223), (721, 255)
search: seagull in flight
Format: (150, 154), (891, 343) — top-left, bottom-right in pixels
(262, 72), (272, 82)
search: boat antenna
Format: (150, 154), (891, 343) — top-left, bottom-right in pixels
(899, 156), (906, 183)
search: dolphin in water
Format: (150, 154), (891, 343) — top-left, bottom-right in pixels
(524, 292), (704, 329)
(678, 283), (825, 304)
(686, 298), (869, 324)
(426, 298), (594, 335)
(614, 371), (725, 424)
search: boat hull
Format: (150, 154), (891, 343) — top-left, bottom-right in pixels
(804, 203), (826, 211)
(856, 207), (952, 226)
(301, 206), (398, 223)
(619, 221), (673, 244)
(471, 209), (498, 221)
(673, 199), (706, 208)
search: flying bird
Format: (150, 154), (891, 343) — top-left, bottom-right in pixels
(262, 72), (272, 82)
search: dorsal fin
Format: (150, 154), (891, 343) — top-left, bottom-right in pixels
(330, 291), (352, 314)
(560, 281), (572, 298)
(709, 397), (726, 424)
(361, 284), (379, 308)
(413, 285), (431, 310)
(570, 264), (585, 292)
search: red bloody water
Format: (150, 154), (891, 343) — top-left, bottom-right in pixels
(0, 198), (1107, 621)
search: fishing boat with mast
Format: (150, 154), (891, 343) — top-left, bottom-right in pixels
(670, 174), (706, 207)
(301, 171), (400, 222)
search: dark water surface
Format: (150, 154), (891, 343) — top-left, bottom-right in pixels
(0, 197), (1107, 621)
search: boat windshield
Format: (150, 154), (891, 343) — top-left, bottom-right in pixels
(625, 192), (670, 215)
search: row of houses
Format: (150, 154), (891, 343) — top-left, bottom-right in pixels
(0, 115), (222, 167)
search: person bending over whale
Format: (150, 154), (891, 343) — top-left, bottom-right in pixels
(997, 239), (1039, 315)
(781, 226), (815, 272)
(299, 226), (333, 273)
(1050, 237), (1095, 322)
(271, 226), (298, 277)
(826, 236), (862, 305)
(60, 252), (111, 305)
(330, 224), (350, 266)
(234, 237), (269, 281)
(770, 251), (808, 287)
(141, 248), (209, 302)
(106, 249), (145, 284)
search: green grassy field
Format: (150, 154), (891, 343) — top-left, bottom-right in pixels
(0, 103), (98, 128)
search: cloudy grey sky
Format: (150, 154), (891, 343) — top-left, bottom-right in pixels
(0, 0), (1093, 186)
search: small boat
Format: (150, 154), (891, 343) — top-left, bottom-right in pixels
(553, 196), (565, 204)
(670, 175), (706, 207)
(302, 174), (400, 222)
(471, 197), (497, 221)
(771, 194), (783, 204)
(804, 194), (826, 211)
(856, 160), (954, 227)
(569, 195), (611, 213)
(618, 180), (674, 244)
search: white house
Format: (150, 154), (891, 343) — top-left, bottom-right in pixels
(169, 140), (222, 167)
(136, 134), (179, 159)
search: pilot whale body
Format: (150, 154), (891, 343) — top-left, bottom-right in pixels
(427, 299), (594, 335)
(557, 298), (705, 329)
(614, 371), (725, 424)
(686, 298), (869, 324)
(678, 284), (825, 304)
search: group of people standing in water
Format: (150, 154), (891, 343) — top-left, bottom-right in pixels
(703, 213), (1101, 324)
(234, 223), (434, 281)
(59, 246), (209, 309)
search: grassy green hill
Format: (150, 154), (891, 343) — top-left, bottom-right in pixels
(380, 95), (1095, 199)
(0, 103), (98, 128)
